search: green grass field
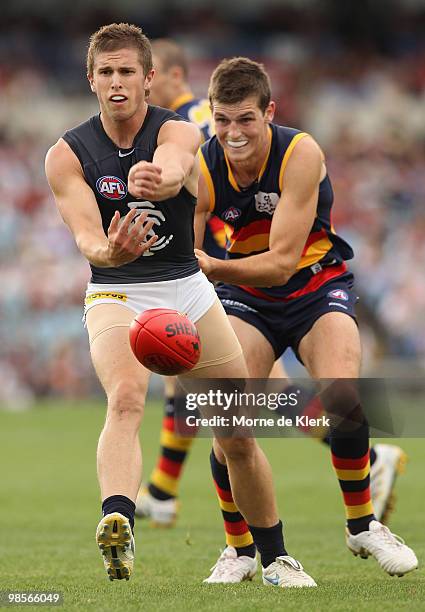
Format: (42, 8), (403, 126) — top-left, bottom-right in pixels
(1, 399), (424, 611)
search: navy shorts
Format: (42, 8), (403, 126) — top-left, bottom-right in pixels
(215, 273), (358, 363)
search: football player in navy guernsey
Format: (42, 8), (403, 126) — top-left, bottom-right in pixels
(195, 57), (418, 584)
(45, 24), (317, 587)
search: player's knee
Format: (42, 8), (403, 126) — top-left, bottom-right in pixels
(217, 437), (257, 462)
(321, 378), (363, 427)
(107, 381), (146, 422)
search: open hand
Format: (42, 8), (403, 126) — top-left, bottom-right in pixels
(106, 208), (158, 266)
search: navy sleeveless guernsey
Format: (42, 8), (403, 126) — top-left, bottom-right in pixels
(63, 105), (199, 283)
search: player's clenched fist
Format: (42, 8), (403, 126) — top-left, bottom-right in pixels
(128, 161), (163, 200)
(106, 208), (158, 266)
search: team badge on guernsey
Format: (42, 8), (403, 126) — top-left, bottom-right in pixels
(255, 191), (279, 215)
(222, 207), (241, 222)
(327, 289), (349, 301)
(96, 175), (127, 200)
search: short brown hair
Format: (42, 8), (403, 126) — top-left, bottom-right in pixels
(87, 23), (152, 77)
(151, 39), (188, 78)
(208, 57), (271, 113)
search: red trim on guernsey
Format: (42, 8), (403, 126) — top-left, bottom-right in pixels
(239, 263), (347, 302)
(214, 482), (234, 503)
(343, 489), (372, 506)
(208, 216), (226, 232)
(301, 229), (328, 255)
(224, 519), (249, 535)
(230, 219), (272, 242)
(158, 456), (183, 478)
(163, 416), (175, 432)
(331, 451), (370, 470)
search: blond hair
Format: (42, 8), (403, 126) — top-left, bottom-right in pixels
(87, 23), (152, 77)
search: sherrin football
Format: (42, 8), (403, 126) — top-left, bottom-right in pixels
(129, 308), (201, 375)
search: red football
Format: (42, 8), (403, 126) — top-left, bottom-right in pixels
(129, 308), (201, 375)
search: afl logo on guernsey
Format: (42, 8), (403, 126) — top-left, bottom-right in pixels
(222, 207), (241, 222)
(327, 289), (349, 301)
(96, 175), (127, 200)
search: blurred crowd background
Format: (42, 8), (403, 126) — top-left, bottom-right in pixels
(1, 0), (424, 407)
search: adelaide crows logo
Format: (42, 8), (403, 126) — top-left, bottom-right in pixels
(255, 191), (279, 214)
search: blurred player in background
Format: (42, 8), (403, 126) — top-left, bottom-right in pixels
(195, 57), (418, 584)
(136, 38), (287, 527)
(137, 40), (407, 549)
(45, 24), (317, 588)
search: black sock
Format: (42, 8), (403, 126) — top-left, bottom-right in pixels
(235, 543), (257, 558)
(148, 483), (173, 501)
(102, 495), (136, 531)
(248, 520), (287, 568)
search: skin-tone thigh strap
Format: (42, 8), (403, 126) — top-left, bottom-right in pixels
(85, 303), (151, 397)
(86, 303), (136, 346)
(191, 299), (243, 370)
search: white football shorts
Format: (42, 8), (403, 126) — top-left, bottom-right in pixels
(83, 270), (217, 325)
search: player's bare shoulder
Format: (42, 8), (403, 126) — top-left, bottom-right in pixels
(283, 134), (323, 188)
(291, 134), (323, 167)
(157, 119), (201, 154)
(45, 138), (83, 194)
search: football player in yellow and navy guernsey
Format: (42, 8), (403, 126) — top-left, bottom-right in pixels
(195, 57), (418, 585)
(136, 42), (408, 568)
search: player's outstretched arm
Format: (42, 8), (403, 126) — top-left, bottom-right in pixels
(198, 136), (322, 286)
(128, 120), (201, 201)
(45, 139), (157, 267)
